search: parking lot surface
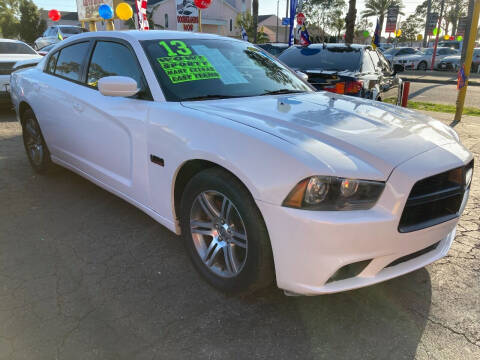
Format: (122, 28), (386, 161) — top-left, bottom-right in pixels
(0, 109), (479, 359)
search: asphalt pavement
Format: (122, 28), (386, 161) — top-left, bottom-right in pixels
(407, 82), (480, 108)
(0, 108), (479, 359)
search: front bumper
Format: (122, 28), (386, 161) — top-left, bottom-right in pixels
(258, 143), (472, 295)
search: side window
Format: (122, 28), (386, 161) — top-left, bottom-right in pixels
(87, 41), (142, 89)
(362, 52), (375, 73)
(405, 48), (416, 55)
(54, 42), (90, 82)
(46, 51), (59, 73)
(438, 49), (448, 55)
(47, 27), (56, 36)
(377, 51), (393, 73)
(369, 50), (381, 71)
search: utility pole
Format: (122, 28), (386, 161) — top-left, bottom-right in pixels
(430, 0), (445, 70)
(461, 0), (475, 62)
(423, 0), (432, 48)
(454, 0), (480, 122)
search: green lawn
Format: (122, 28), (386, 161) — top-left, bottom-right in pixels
(384, 98), (480, 117)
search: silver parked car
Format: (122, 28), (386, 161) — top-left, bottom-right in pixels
(394, 47), (459, 71)
(34, 25), (88, 50)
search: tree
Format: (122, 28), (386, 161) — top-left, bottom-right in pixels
(302, 0), (346, 42)
(252, 0), (258, 43)
(0, 0), (21, 38)
(19, 0), (46, 45)
(236, 11), (269, 43)
(361, 0), (404, 36)
(345, 0), (356, 43)
(329, 9), (345, 41)
(397, 14), (423, 43)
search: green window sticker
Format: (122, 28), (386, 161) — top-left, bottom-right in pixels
(157, 40), (220, 84)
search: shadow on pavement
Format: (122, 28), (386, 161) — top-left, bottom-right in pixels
(0, 125), (432, 359)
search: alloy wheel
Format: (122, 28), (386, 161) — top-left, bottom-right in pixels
(189, 190), (248, 278)
(24, 118), (44, 167)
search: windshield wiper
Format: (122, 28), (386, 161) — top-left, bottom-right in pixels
(260, 89), (306, 96)
(181, 94), (244, 101)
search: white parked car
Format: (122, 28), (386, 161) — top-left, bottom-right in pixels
(395, 47), (459, 71)
(10, 31), (473, 296)
(0, 39), (41, 105)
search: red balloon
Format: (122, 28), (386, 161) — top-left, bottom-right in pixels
(450, 36), (454, 40)
(194, 0), (211, 9)
(297, 12), (305, 25)
(48, 9), (61, 22)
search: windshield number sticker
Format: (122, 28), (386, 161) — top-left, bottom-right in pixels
(157, 40), (220, 84)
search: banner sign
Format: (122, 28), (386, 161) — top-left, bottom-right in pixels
(176, 0), (198, 31)
(385, 6), (399, 33)
(426, 13), (439, 36)
(77, 0), (115, 22)
(288, 0), (298, 46)
(456, 17), (468, 37)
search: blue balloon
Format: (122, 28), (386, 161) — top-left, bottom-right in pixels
(99, 4), (113, 20)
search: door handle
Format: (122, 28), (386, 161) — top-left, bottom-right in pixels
(73, 102), (84, 113)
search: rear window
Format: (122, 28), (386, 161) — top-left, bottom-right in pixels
(60, 27), (84, 34)
(279, 46), (362, 72)
(0, 42), (36, 55)
(54, 42), (90, 81)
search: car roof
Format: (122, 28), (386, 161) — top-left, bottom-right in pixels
(291, 43), (368, 50)
(0, 38), (27, 44)
(60, 30), (240, 44)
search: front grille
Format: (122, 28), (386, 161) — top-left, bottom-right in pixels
(398, 160), (473, 233)
(0, 62), (15, 75)
(386, 241), (440, 268)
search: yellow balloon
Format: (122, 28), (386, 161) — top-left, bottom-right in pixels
(395, 29), (402, 37)
(417, 34), (423, 41)
(116, 2), (133, 21)
(444, 35), (450, 40)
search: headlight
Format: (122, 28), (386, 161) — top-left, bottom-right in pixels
(282, 176), (385, 210)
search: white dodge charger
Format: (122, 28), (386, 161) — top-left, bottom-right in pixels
(10, 31), (473, 296)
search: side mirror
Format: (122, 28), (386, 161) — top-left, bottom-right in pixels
(296, 71), (309, 82)
(98, 76), (139, 97)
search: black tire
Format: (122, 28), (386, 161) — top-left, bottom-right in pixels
(21, 109), (52, 173)
(180, 168), (274, 294)
(417, 61), (427, 71)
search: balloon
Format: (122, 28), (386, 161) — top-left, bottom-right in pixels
(450, 36), (454, 40)
(194, 0), (211, 9)
(433, 27), (438, 36)
(395, 29), (402, 37)
(116, 2), (133, 20)
(48, 9), (61, 22)
(444, 35), (450, 40)
(417, 34), (423, 41)
(363, 30), (369, 37)
(99, 4), (113, 20)
(457, 35), (463, 41)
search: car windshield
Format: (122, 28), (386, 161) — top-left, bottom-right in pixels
(141, 38), (312, 101)
(0, 42), (36, 54)
(422, 48), (434, 55)
(278, 46), (362, 72)
(60, 27), (83, 34)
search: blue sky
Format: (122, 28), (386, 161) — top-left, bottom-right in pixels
(33, 0), (420, 18)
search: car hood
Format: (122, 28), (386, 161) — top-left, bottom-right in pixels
(0, 54), (41, 62)
(182, 92), (458, 180)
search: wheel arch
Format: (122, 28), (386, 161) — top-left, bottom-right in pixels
(18, 101), (33, 126)
(171, 158), (261, 230)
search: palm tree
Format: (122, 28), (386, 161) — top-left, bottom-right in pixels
(252, 0), (258, 43)
(345, 0), (357, 44)
(361, 0), (404, 36)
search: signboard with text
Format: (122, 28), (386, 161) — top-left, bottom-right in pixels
(426, 13), (439, 36)
(76, 0), (115, 22)
(456, 17), (468, 37)
(385, 6), (399, 33)
(176, 0), (198, 32)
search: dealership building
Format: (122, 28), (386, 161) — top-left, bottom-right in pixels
(148, 0), (250, 37)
